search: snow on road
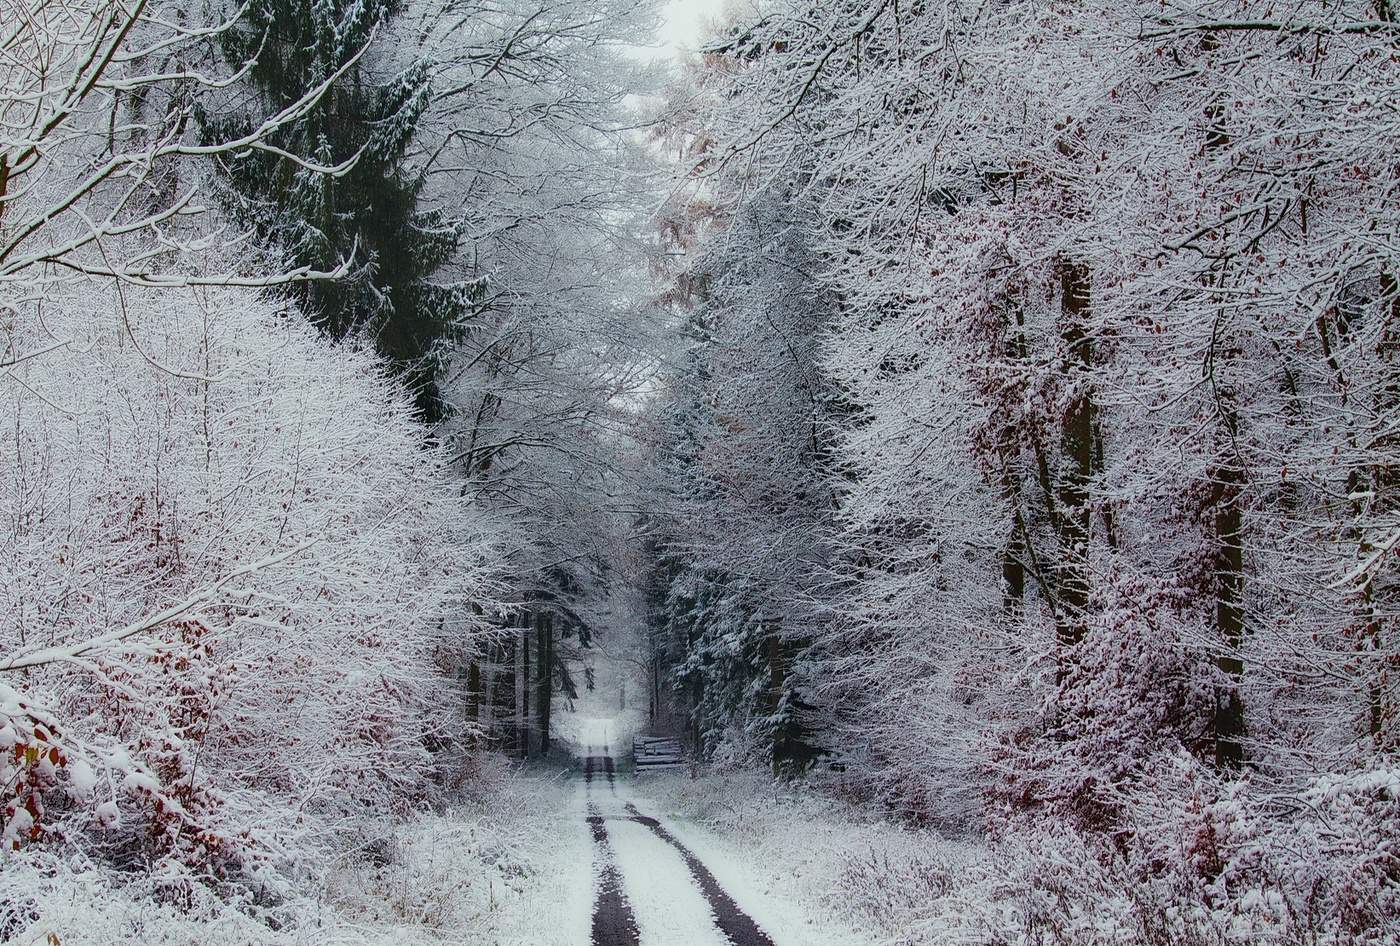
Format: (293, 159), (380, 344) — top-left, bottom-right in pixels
(574, 718), (837, 946)
(607, 817), (734, 946)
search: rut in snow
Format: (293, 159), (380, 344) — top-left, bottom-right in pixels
(585, 754), (641, 946)
(582, 748), (775, 946)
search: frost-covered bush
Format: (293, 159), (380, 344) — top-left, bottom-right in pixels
(648, 2), (1400, 943)
(0, 281), (500, 911)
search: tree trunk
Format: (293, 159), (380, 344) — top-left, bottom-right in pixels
(1374, 270), (1400, 745)
(650, 655), (659, 722)
(1212, 460), (1248, 770)
(516, 612), (529, 759)
(690, 675), (703, 755)
(483, 641), (504, 750)
(1002, 526), (1026, 614)
(1355, 269), (1399, 748)
(464, 602), (484, 749)
(1054, 259), (1095, 654)
(766, 622), (785, 777)
(466, 659), (481, 748)
(536, 611), (553, 754)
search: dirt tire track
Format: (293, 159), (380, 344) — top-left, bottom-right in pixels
(587, 807), (641, 946)
(584, 753), (640, 946)
(584, 747), (776, 946)
(624, 802), (776, 946)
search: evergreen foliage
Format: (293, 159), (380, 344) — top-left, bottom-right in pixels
(645, 186), (835, 773)
(205, 0), (478, 420)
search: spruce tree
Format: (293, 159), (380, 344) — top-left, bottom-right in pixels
(205, 0), (476, 421)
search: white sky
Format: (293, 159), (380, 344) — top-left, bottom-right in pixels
(649, 0), (730, 60)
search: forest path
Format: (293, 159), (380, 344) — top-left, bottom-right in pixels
(577, 724), (779, 946)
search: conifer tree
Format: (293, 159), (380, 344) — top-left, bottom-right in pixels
(205, 0), (477, 420)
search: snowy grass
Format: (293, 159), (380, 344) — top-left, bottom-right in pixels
(7, 753), (1387, 945)
(318, 765), (591, 946)
(1, 758), (590, 946)
(633, 767), (1378, 946)
(637, 767), (988, 946)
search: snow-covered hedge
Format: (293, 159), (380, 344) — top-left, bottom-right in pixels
(0, 281), (500, 923)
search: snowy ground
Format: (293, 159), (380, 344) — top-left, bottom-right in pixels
(5, 653), (1006, 946)
(572, 716), (828, 946)
(552, 707), (998, 946)
(628, 767), (996, 946)
(319, 763), (595, 946)
(325, 712), (920, 946)
(12, 709), (1272, 946)
(5, 758), (595, 946)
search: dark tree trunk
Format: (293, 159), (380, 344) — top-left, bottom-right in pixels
(516, 611), (530, 759)
(466, 659), (481, 748)
(1212, 461), (1248, 770)
(649, 656), (658, 722)
(766, 623), (785, 776)
(484, 640), (506, 751)
(691, 675), (704, 755)
(1002, 530), (1026, 614)
(1054, 259), (1095, 654)
(536, 611), (553, 753)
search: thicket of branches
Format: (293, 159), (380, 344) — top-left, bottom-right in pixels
(1, 0), (655, 933)
(643, 1), (1399, 939)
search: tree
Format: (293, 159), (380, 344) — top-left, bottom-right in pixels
(419, 0), (659, 733)
(643, 38), (842, 771)
(0, 0), (500, 902)
(654, 0), (1400, 932)
(206, 0), (478, 420)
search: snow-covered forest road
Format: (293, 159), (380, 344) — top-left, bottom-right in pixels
(576, 722), (783, 946)
(3, 0), (1397, 942)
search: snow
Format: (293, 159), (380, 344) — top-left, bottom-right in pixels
(3, 0), (1397, 943)
(67, 758), (98, 797)
(318, 777), (594, 946)
(631, 767), (946, 946)
(3, 766), (592, 946)
(10, 701), (1393, 946)
(561, 702), (876, 946)
(608, 816), (733, 946)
